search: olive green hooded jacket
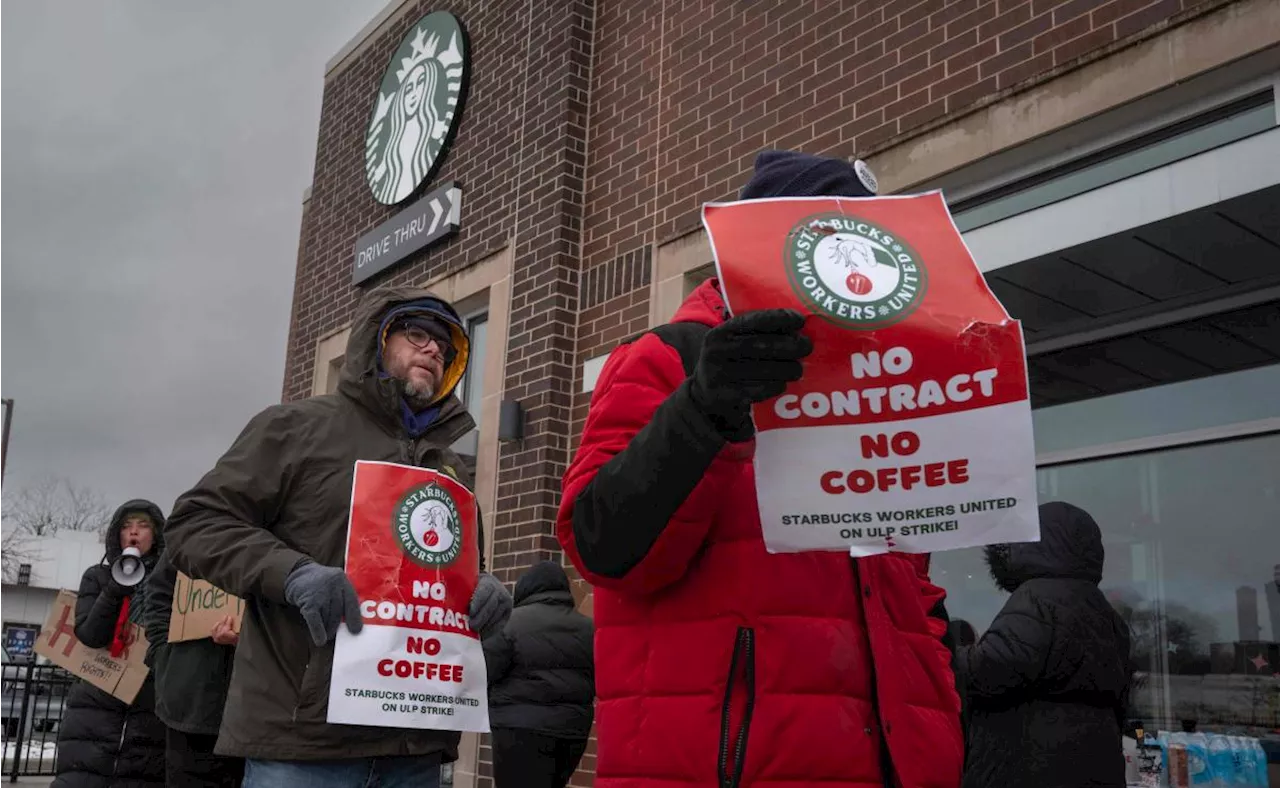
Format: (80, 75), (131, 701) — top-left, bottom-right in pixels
(165, 286), (479, 762)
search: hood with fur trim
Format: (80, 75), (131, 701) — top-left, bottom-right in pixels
(985, 501), (1104, 593)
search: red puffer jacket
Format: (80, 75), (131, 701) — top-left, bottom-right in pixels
(558, 280), (962, 788)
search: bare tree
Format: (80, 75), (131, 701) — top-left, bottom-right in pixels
(4, 476), (61, 537)
(61, 480), (113, 533)
(2, 475), (112, 536)
(1, 523), (41, 583)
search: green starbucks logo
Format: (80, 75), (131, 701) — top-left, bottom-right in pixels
(394, 483), (462, 567)
(364, 12), (469, 205)
(785, 213), (928, 329)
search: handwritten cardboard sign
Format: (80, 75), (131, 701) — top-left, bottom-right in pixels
(571, 578), (593, 618)
(34, 590), (150, 704)
(169, 573), (245, 643)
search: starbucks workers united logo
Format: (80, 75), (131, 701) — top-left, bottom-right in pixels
(786, 214), (928, 330)
(364, 12), (469, 205)
(395, 483), (463, 567)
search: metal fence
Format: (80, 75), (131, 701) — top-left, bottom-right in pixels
(2, 661), (73, 781)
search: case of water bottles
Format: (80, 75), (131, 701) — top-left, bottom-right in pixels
(1143, 730), (1272, 787)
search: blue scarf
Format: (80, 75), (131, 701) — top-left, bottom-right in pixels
(400, 399), (442, 438)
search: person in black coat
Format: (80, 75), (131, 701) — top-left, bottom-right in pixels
(53, 500), (167, 788)
(141, 550), (243, 787)
(957, 501), (1132, 788)
(483, 561), (594, 788)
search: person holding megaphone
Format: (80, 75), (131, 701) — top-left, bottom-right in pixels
(53, 500), (167, 788)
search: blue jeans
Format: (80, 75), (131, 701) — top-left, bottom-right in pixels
(243, 756), (442, 788)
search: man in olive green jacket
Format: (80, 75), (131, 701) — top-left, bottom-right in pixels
(165, 286), (512, 788)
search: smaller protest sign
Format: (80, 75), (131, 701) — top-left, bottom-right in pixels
(570, 578), (593, 618)
(704, 192), (1039, 557)
(168, 573), (244, 643)
(327, 461), (489, 732)
(34, 590), (149, 703)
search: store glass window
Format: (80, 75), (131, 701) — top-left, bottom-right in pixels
(1032, 365), (1280, 455)
(451, 312), (488, 469)
(934, 365), (1280, 737)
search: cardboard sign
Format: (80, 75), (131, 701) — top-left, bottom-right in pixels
(570, 578), (593, 618)
(327, 461), (489, 732)
(34, 590), (150, 703)
(169, 573), (245, 643)
(704, 192), (1039, 557)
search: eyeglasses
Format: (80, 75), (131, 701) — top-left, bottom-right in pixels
(395, 323), (455, 358)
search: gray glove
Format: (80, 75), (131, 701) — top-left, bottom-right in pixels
(469, 573), (512, 639)
(284, 561), (363, 647)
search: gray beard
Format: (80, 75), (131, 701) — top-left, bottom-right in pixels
(402, 378), (437, 411)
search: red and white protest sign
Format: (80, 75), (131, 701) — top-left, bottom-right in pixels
(703, 192), (1039, 557)
(327, 461), (489, 732)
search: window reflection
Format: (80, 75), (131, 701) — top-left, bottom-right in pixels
(1031, 364), (1279, 454)
(935, 431), (1280, 737)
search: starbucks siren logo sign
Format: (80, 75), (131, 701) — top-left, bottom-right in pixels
(785, 214), (928, 329)
(364, 12), (469, 205)
(394, 482), (463, 567)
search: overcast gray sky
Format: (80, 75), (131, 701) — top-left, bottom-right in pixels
(2, 1), (387, 515)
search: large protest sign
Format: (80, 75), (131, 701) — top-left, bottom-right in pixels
(327, 461), (489, 732)
(34, 590), (150, 703)
(169, 573), (245, 643)
(704, 192), (1039, 557)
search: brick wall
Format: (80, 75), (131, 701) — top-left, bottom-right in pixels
(490, 0), (594, 591)
(582, 0), (1229, 273)
(285, 0), (532, 403)
(289, 1), (1236, 785)
(570, 0), (1231, 433)
(287, 2), (594, 784)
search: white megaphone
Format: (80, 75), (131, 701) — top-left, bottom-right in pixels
(111, 546), (146, 587)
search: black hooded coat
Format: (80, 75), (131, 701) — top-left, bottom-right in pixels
(53, 500), (167, 788)
(141, 549), (236, 737)
(483, 562), (594, 738)
(956, 501), (1132, 788)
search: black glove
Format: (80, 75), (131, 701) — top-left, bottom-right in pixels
(283, 561), (364, 646)
(688, 308), (812, 440)
(104, 577), (132, 599)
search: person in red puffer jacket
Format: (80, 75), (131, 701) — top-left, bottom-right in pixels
(557, 150), (963, 788)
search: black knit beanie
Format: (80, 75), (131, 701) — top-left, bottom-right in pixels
(739, 149), (879, 200)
